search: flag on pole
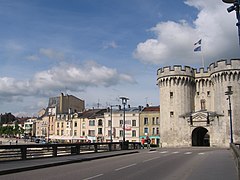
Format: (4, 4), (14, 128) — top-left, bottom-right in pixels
(194, 39), (201, 52)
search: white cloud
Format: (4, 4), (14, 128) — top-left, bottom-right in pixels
(134, 0), (239, 66)
(39, 48), (65, 60)
(102, 41), (118, 49)
(0, 61), (136, 101)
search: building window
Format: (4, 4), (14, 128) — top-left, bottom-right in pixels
(74, 130), (77, 136)
(144, 127), (148, 134)
(201, 99), (206, 110)
(132, 120), (136, 126)
(170, 92), (173, 98)
(132, 130), (136, 137)
(170, 111), (174, 117)
(156, 117), (159, 124)
(74, 122), (77, 127)
(98, 128), (102, 135)
(152, 128), (155, 135)
(89, 120), (95, 126)
(156, 127), (159, 135)
(98, 119), (103, 126)
(197, 92), (200, 96)
(82, 131), (85, 136)
(152, 117), (155, 125)
(108, 120), (112, 127)
(61, 122), (64, 128)
(88, 130), (95, 136)
(57, 122), (59, 128)
(61, 130), (64, 136)
(144, 117), (148, 125)
(120, 120), (123, 126)
(120, 130), (123, 137)
(57, 130), (59, 135)
(207, 91), (210, 96)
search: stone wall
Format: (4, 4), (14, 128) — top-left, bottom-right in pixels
(157, 59), (240, 147)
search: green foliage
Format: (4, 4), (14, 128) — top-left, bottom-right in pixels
(0, 123), (24, 137)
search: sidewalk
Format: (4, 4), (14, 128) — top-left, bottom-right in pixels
(0, 150), (139, 175)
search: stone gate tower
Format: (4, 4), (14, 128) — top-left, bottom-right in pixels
(157, 59), (240, 147)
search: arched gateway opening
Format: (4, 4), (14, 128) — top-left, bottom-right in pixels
(192, 127), (210, 146)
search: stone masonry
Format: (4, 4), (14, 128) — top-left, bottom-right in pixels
(157, 59), (240, 147)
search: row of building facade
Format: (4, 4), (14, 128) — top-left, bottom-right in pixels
(16, 93), (160, 145)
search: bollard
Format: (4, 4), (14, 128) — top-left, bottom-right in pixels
(94, 144), (98, 153)
(52, 145), (57, 157)
(21, 146), (27, 160)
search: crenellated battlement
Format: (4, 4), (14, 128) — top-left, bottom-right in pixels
(157, 65), (195, 79)
(208, 59), (240, 74)
(157, 59), (240, 81)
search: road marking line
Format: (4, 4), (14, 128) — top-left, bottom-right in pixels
(198, 152), (205, 155)
(83, 174), (103, 180)
(148, 151), (157, 153)
(159, 151), (168, 154)
(115, 163), (137, 171)
(184, 152), (192, 155)
(172, 151), (179, 154)
(143, 157), (160, 163)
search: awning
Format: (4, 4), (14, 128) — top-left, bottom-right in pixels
(140, 136), (160, 139)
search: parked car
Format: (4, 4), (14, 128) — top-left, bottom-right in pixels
(35, 138), (46, 144)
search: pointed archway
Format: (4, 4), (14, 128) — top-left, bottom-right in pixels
(192, 127), (210, 146)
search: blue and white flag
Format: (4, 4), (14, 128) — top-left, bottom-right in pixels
(194, 39), (202, 52)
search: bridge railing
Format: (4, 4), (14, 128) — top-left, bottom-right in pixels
(0, 142), (141, 161)
(230, 143), (240, 180)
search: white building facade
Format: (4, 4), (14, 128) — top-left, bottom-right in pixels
(104, 107), (140, 142)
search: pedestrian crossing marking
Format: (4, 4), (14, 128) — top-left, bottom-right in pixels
(184, 152), (192, 155)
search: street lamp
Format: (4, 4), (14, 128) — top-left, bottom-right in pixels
(222, 0), (240, 46)
(110, 105), (119, 143)
(119, 97), (129, 143)
(48, 109), (51, 144)
(225, 86), (233, 143)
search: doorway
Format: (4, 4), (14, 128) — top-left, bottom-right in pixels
(192, 127), (210, 146)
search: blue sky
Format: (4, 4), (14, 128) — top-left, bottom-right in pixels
(0, 0), (239, 116)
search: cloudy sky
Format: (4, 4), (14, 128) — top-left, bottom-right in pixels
(0, 0), (239, 116)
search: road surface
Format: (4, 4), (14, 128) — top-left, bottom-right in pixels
(1, 148), (237, 180)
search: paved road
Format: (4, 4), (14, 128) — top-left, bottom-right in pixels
(1, 148), (237, 180)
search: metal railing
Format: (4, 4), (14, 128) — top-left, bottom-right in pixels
(0, 142), (141, 161)
(230, 143), (240, 180)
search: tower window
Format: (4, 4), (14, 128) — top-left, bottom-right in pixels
(207, 91), (210, 96)
(170, 92), (173, 98)
(170, 111), (174, 117)
(200, 99), (206, 110)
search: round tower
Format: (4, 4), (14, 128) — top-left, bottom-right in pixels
(157, 65), (195, 147)
(209, 59), (240, 145)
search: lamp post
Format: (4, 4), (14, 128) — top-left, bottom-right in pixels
(225, 86), (233, 143)
(119, 97), (129, 143)
(47, 107), (53, 143)
(222, 0), (240, 46)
